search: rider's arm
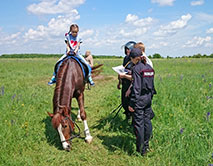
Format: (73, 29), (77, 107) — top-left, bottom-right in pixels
(74, 42), (81, 55)
(66, 42), (71, 55)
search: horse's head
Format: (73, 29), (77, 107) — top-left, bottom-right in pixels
(48, 106), (75, 151)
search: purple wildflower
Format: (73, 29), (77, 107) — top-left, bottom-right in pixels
(180, 74), (183, 80)
(207, 112), (210, 121)
(12, 94), (16, 100)
(180, 128), (184, 134)
(212, 152), (213, 159)
(209, 164), (213, 166)
(1, 86), (4, 96)
(210, 84), (212, 89)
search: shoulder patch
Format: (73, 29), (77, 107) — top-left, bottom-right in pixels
(141, 69), (154, 77)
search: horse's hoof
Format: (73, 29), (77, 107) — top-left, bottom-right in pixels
(85, 136), (93, 144)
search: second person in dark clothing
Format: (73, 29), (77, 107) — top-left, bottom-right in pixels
(128, 48), (157, 156)
(117, 41), (136, 121)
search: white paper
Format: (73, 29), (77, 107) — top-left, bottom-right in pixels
(112, 65), (128, 74)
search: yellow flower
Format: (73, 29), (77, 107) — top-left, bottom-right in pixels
(22, 104), (24, 106)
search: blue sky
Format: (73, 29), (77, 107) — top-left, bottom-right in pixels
(0, 0), (213, 57)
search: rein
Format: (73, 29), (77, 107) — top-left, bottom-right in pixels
(61, 116), (81, 143)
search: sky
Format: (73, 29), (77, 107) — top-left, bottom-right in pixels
(0, 0), (213, 57)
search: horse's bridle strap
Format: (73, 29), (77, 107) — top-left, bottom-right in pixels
(61, 116), (81, 143)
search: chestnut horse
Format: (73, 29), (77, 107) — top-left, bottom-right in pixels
(48, 57), (101, 151)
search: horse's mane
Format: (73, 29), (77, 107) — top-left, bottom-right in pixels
(53, 59), (103, 114)
(53, 58), (79, 114)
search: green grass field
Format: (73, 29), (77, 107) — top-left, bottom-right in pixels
(0, 58), (213, 166)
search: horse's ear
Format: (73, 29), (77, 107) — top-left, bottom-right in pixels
(47, 112), (54, 118)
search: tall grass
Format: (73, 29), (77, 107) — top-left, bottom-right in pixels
(0, 58), (212, 166)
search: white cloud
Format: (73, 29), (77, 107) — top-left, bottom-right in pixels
(183, 36), (211, 48)
(79, 29), (94, 38)
(154, 14), (192, 36)
(125, 14), (154, 27)
(23, 11), (80, 42)
(206, 28), (213, 34)
(0, 32), (21, 45)
(205, 42), (213, 47)
(151, 0), (175, 6)
(125, 14), (138, 22)
(119, 28), (148, 37)
(27, 0), (85, 15)
(148, 42), (168, 49)
(190, 0), (204, 6)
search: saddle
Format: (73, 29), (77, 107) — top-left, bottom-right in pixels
(54, 55), (89, 82)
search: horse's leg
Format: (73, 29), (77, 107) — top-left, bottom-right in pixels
(77, 109), (82, 121)
(77, 92), (93, 143)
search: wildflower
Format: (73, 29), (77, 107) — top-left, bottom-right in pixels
(22, 104), (24, 107)
(212, 152), (213, 159)
(207, 112), (210, 121)
(206, 96), (212, 100)
(180, 74), (183, 80)
(210, 84), (212, 89)
(11, 120), (15, 125)
(12, 94), (16, 100)
(1, 86), (4, 96)
(180, 128), (184, 134)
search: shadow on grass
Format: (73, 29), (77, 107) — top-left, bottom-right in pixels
(97, 134), (135, 155)
(92, 107), (136, 155)
(91, 107), (133, 134)
(42, 116), (63, 150)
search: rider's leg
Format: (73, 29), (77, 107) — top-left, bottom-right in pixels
(48, 54), (67, 85)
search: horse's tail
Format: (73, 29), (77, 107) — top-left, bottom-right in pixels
(91, 64), (103, 77)
(91, 68), (103, 77)
(91, 64), (103, 71)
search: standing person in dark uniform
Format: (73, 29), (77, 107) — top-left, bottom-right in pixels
(117, 41), (136, 121)
(128, 48), (156, 156)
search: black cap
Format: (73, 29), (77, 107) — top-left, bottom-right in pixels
(130, 48), (142, 58)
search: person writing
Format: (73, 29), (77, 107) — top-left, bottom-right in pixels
(117, 41), (136, 121)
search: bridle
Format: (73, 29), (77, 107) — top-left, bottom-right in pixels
(61, 115), (81, 143)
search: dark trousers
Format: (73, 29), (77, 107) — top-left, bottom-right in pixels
(132, 106), (153, 154)
(121, 79), (131, 118)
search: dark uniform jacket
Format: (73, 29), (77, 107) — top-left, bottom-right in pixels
(129, 61), (156, 109)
